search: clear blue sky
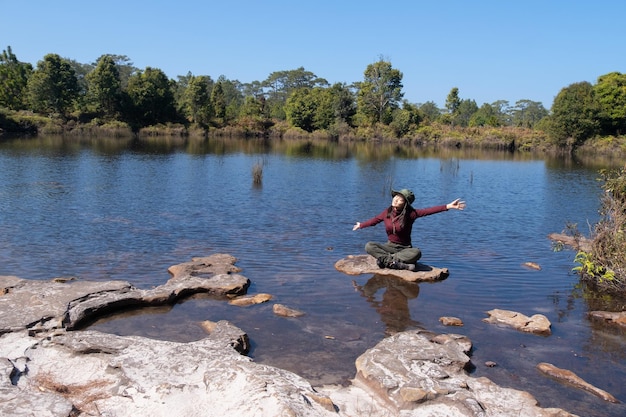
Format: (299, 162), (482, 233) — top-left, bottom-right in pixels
(2, 0), (625, 108)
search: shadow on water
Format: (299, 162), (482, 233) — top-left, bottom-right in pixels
(1, 135), (626, 416)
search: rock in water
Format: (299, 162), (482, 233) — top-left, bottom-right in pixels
(334, 255), (449, 282)
(537, 362), (619, 403)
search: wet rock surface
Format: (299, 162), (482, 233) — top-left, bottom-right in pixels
(334, 254), (449, 282)
(0, 254), (585, 416)
(588, 310), (626, 327)
(0, 254), (250, 333)
(548, 233), (593, 252)
(537, 362), (619, 403)
(483, 308), (552, 336)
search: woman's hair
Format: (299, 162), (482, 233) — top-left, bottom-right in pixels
(386, 201), (412, 230)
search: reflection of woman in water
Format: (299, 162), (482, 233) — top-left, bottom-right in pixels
(353, 275), (421, 335)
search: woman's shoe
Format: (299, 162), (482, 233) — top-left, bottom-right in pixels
(389, 261), (416, 271)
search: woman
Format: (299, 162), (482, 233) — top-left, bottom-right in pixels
(353, 189), (466, 271)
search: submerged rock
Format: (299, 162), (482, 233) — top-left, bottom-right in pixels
(229, 293), (273, 306)
(523, 261), (542, 270)
(588, 310), (626, 327)
(537, 362), (619, 403)
(439, 316), (464, 326)
(273, 303), (306, 317)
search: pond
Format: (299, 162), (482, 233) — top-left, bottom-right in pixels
(1, 135), (625, 416)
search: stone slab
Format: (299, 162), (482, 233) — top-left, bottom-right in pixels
(334, 255), (449, 282)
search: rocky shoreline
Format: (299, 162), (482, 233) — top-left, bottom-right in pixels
(1, 253), (620, 416)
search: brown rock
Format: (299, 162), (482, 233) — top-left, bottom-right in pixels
(548, 233), (592, 252)
(229, 293), (272, 306)
(334, 255), (449, 282)
(483, 309), (551, 336)
(399, 386), (429, 403)
(200, 320), (217, 333)
(345, 330), (576, 416)
(306, 393), (336, 412)
(439, 316), (464, 326)
(431, 333), (472, 353)
(523, 262), (541, 270)
(273, 304), (305, 317)
(537, 362), (619, 403)
(588, 310), (626, 327)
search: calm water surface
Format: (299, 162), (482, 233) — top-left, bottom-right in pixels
(1, 135), (625, 416)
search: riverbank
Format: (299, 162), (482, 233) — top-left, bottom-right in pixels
(2, 110), (626, 159)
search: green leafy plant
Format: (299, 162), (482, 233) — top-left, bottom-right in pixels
(573, 251), (615, 283)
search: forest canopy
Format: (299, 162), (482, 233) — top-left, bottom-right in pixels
(1, 45), (625, 151)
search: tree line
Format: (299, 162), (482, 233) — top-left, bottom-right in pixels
(1, 45), (625, 149)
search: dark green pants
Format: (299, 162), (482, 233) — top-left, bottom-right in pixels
(365, 241), (422, 264)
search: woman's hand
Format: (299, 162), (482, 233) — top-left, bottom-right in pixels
(446, 199), (466, 210)
(352, 222), (361, 231)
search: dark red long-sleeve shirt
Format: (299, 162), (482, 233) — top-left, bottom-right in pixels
(359, 205), (447, 246)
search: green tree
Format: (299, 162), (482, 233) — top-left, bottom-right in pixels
(390, 101), (421, 137)
(418, 101), (441, 123)
(445, 87), (461, 115)
(241, 80), (264, 99)
(328, 82), (356, 126)
(239, 95), (264, 118)
(491, 100), (512, 125)
(285, 88), (316, 132)
(210, 81), (226, 123)
(85, 55), (122, 119)
(27, 53), (79, 117)
(356, 59), (404, 125)
(67, 59), (93, 99)
(469, 103), (501, 127)
(311, 88), (334, 131)
(0, 46), (32, 110)
(215, 76), (245, 123)
(593, 71), (626, 135)
(125, 67), (176, 126)
(454, 99), (478, 127)
(510, 99), (548, 128)
(262, 67), (328, 120)
(105, 55), (138, 89)
(285, 84), (355, 132)
(547, 81), (601, 147)
(180, 74), (212, 125)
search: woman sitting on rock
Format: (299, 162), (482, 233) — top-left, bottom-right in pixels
(353, 189), (465, 271)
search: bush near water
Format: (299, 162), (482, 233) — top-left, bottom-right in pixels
(573, 166), (626, 295)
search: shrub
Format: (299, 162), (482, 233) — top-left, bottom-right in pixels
(574, 165), (626, 294)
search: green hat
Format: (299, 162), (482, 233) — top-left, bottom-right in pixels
(391, 189), (415, 205)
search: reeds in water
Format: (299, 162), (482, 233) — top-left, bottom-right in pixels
(252, 161), (264, 185)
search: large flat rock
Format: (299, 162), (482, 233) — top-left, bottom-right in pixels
(0, 254), (250, 333)
(334, 255), (449, 282)
(0, 327), (577, 417)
